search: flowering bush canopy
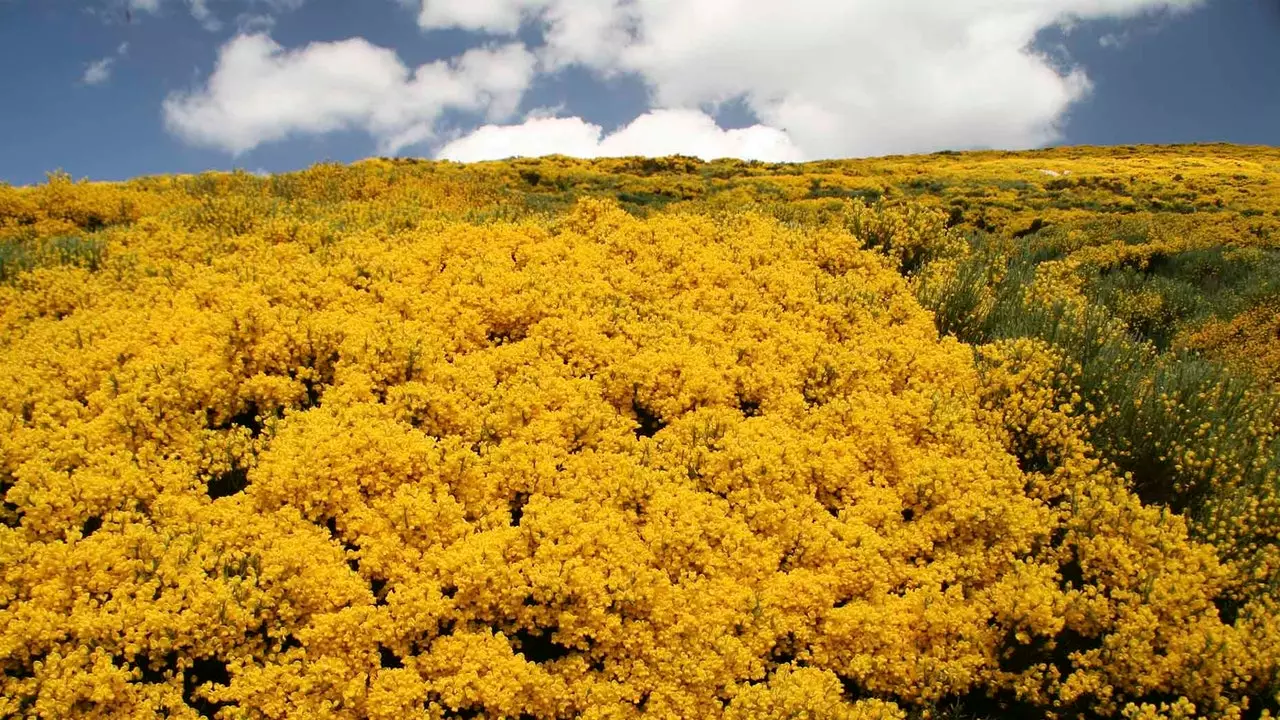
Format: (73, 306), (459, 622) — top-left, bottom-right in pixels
(1, 149), (1278, 719)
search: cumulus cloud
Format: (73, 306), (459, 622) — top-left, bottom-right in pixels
(413, 0), (530, 34)
(163, 34), (537, 155)
(438, 109), (804, 162)
(81, 41), (130, 86)
(83, 58), (116, 86)
(401, 0), (1204, 159)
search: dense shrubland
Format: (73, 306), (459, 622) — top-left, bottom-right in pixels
(1, 146), (1278, 719)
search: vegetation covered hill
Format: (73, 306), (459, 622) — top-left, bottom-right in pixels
(1, 144), (1278, 719)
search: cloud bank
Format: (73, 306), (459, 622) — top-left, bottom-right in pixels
(163, 34), (536, 155)
(164, 0), (1205, 160)
(438, 110), (804, 163)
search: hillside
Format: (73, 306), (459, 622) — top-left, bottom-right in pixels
(1, 144), (1278, 719)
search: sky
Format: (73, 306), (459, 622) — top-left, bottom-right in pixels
(0, 0), (1277, 186)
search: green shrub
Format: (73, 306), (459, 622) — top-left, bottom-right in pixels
(916, 232), (1280, 567)
(0, 240), (34, 282)
(0, 234), (107, 282)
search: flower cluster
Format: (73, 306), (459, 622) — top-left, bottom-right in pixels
(0, 158), (1277, 719)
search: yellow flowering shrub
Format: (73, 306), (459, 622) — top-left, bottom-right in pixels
(0, 154), (1278, 719)
(1176, 299), (1280, 391)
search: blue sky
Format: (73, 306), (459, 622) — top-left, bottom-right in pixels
(0, 0), (1276, 186)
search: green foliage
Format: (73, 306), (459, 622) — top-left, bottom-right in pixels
(616, 190), (677, 215)
(916, 232), (1280, 543)
(1085, 246), (1280, 349)
(0, 239), (34, 282)
(0, 234), (107, 282)
(806, 178), (883, 203)
(48, 234), (107, 272)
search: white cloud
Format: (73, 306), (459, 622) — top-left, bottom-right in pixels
(162, 33), (537, 155)
(81, 41), (130, 86)
(188, 0), (220, 30)
(124, 0), (306, 31)
(1099, 31), (1131, 47)
(83, 58), (116, 86)
(403, 0), (1204, 159)
(414, 0), (531, 33)
(437, 109), (804, 163)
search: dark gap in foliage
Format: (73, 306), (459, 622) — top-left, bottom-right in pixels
(206, 464), (248, 500)
(371, 577), (388, 606)
(325, 516), (339, 538)
(940, 688), (1046, 720)
(990, 630), (1102, 714)
(768, 633), (800, 667)
(903, 177), (947, 194)
(1, 471), (20, 528)
(137, 652), (178, 684)
(7, 653), (42, 681)
(223, 400), (264, 438)
(838, 675), (891, 704)
(338, 532), (362, 574)
(998, 630), (1052, 675)
(777, 547), (799, 573)
(946, 207), (965, 229)
(279, 635), (302, 653)
(819, 494), (841, 518)
(378, 646), (403, 670)
(1144, 251), (1173, 276)
(182, 657), (231, 718)
(1053, 628), (1100, 676)
(1242, 693), (1280, 720)
(291, 351), (340, 410)
(1059, 554), (1085, 591)
(80, 515), (102, 537)
(615, 195), (672, 218)
(1014, 441), (1054, 476)
(1214, 595), (1241, 626)
(1012, 217), (1048, 239)
(301, 378), (323, 410)
(900, 507), (915, 523)
(632, 401), (665, 438)
(737, 395), (761, 417)
(440, 584), (457, 599)
(487, 325), (527, 346)
(510, 627), (573, 664)
(1127, 458), (1183, 509)
(509, 491), (529, 527)
(635, 691), (650, 711)
(442, 706), (482, 719)
(806, 179), (883, 204)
